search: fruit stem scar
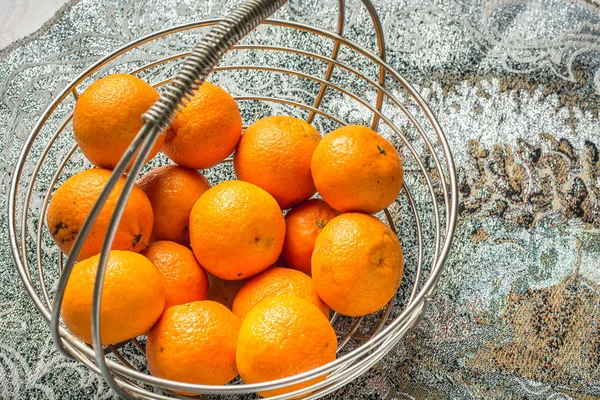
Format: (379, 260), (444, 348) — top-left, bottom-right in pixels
(53, 221), (67, 236)
(316, 220), (326, 229)
(377, 145), (386, 155)
(132, 233), (143, 247)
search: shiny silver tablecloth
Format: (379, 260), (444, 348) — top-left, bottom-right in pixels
(1, 0), (600, 398)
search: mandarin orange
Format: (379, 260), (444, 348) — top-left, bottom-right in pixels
(72, 73), (166, 169)
(281, 199), (339, 275)
(311, 125), (403, 214)
(236, 296), (337, 398)
(163, 81), (242, 169)
(189, 180), (285, 280)
(232, 267), (328, 320)
(234, 116), (321, 209)
(312, 213), (404, 316)
(141, 241), (209, 309)
(146, 301), (241, 392)
(61, 250), (165, 345)
(46, 168), (153, 261)
(137, 165), (210, 245)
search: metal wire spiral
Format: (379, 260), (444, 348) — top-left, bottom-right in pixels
(8, 0), (458, 398)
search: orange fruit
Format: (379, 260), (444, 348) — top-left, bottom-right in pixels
(234, 116), (321, 209)
(137, 165), (211, 245)
(207, 272), (247, 310)
(61, 250), (165, 345)
(189, 180), (285, 280)
(311, 125), (403, 214)
(141, 241), (209, 309)
(281, 199), (340, 275)
(163, 81), (242, 169)
(72, 73), (166, 169)
(236, 296), (337, 398)
(46, 168), (153, 261)
(232, 267), (329, 320)
(312, 213), (403, 316)
(146, 301), (241, 392)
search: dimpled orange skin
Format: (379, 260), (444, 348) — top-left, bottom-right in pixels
(61, 250), (166, 345)
(189, 180), (285, 281)
(137, 165), (211, 245)
(46, 168), (154, 261)
(232, 267), (329, 320)
(281, 199), (340, 276)
(234, 116), (322, 210)
(72, 74), (166, 170)
(236, 296), (337, 398)
(146, 301), (241, 393)
(163, 81), (242, 169)
(141, 241), (209, 309)
(311, 125), (403, 214)
(311, 213), (404, 317)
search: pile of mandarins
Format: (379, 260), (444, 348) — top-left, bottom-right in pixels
(47, 73), (404, 397)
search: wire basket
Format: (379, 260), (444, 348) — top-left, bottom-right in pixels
(9, 0), (458, 398)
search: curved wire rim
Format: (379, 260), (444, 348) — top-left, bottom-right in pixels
(8, 14), (458, 400)
(9, 57), (454, 400)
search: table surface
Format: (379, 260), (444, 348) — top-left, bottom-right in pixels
(1, 0), (600, 399)
(0, 0), (70, 50)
